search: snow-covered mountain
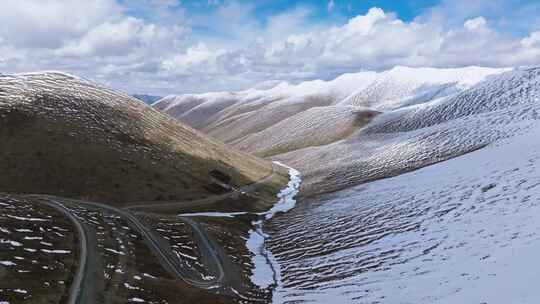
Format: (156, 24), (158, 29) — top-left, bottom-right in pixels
(339, 66), (509, 110)
(154, 66), (505, 147)
(152, 71), (380, 144)
(153, 66), (511, 196)
(276, 66), (540, 195)
(151, 66), (540, 303)
(269, 95), (540, 303)
(262, 66), (540, 303)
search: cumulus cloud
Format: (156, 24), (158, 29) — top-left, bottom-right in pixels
(0, 0), (123, 48)
(198, 7), (537, 84)
(56, 18), (185, 57)
(464, 17), (489, 32)
(0, 1), (539, 94)
(162, 43), (223, 75)
(186, 6), (539, 89)
(522, 31), (540, 48)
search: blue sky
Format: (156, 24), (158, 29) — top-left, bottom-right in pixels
(249, 0), (440, 21)
(127, 0), (539, 35)
(0, 0), (539, 94)
(162, 0), (440, 21)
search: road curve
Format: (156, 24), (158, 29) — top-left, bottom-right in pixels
(25, 162), (288, 295)
(178, 217), (226, 283)
(75, 200), (225, 289)
(39, 200), (88, 304)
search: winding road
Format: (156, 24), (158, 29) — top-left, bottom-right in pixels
(28, 162), (288, 302)
(38, 200), (88, 304)
(85, 200), (226, 289)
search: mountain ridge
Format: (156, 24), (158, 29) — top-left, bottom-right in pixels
(152, 65), (537, 197)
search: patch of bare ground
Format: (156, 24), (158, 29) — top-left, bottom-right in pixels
(0, 195), (79, 304)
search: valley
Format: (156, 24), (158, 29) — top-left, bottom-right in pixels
(2, 1), (539, 303)
(153, 66), (540, 303)
(2, 65), (540, 304)
(0, 72), (293, 303)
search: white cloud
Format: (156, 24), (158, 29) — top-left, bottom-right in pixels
(0, 0), (122, 48)
(464, 17), (488, 32)
(522, 31), (540, 48)
(56, 17), (185, 57)
(192, 6), (538, 87)
(0, 1), (539, 94)
(162, 43), (223, 75)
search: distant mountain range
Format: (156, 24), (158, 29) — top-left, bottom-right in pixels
(153, 65), (519, 196)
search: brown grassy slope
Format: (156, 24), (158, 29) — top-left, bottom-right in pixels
(0, 72), (275, 204)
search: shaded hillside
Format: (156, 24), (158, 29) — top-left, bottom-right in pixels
(0, 72), (275, 203)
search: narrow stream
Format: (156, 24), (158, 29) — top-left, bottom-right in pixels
(176, 162), (302, 293)
(246, 162), (301, 289)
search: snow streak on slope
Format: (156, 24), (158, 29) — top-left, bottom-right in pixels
(233, 106), (379, 157)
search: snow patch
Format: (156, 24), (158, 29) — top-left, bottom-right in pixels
(246, 162), (301, 289)
(0, 261), (16, 266)
(40, 249), (71, 254)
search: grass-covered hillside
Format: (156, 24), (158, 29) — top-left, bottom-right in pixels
(0, 72), (277, 204)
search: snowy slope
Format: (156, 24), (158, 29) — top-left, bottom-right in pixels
(339, 66), (509, 110)
(154, 66), (506, 160)
(275, 67), (540, 196)
(257, 66), (540, 303)
(268, 113), (540, 303)
(152, 71), (379, 144)
(232, 106), (379, 157)
(152, 66), (540, 303)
